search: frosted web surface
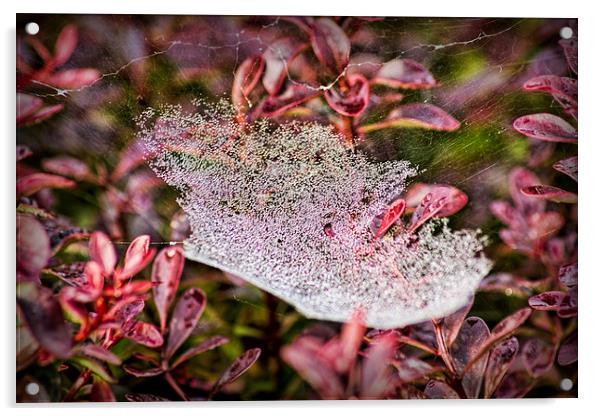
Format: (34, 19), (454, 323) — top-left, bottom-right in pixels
(141, 101), (491, 328)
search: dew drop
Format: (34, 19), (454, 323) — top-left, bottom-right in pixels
(559, 27), (573, 40)
(25, 382), (40, 396)
(25, 22), (40, 35)
(560, 378), (573, 391)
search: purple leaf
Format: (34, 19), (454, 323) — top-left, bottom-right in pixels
(523, 75), (577, 111)
(557, 331), (577, 366)
(360, 333), (397, 399)
(508, 167), (544, 216)
(258, 83), (321, 117)
(553, 156), (578, 181)
(16, 145), (33, 162)
(559, 37), (577, 74)
(558, 262), (577, 288)
(324, 74), (370, 117)
(125, 393), (168, 401)
(310, 18), (350, 74)
(262, 38), (305, 96)
(16, 93), (43, 123)
(76, 344), (122, 365)
(407, 185), (468, 233)
(125, 321), (164, 348)
(53, 24), (78, 66)
(16, 214), (51, 283)
(165, 288), (206, 358)
(443, 296), (474, 346)
(232, 55), (265, 109)
(171, 335), (230, 369)
(373, 59), (437, 89)
(123, 365), (165, 378)
(528, 291), (567, 311)
(47, 68), (101, 89)
(450, 317), (490, 399)
(424, 380), (460, 399)
(89, 231), (117, 277)
(521, 185), (577, 204)
(396, 357), (436, 383)
(483, 337), (519, 398)
(493, 370), (535, 398)
(521, 338), (555, 377)
(17, 283), (72, 358)
(211, 348), (261, 396)
(42, 156), (91, 181)
(370, 198), (406, 239)
(360, 103), (460, 133)
(152, 246), (185, 333)
(16, 173), (76, 197)
(91, 380), (116, 402)
(513, 113), (577, 143)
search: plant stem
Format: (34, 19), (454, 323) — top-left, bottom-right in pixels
(164, 371), (190, 401)
(432, 319), (457, 377)
(63, 370), (91, 402)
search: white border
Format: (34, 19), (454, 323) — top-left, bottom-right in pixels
(3, 1), (601, 415)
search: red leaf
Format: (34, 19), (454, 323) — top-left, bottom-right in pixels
(91, 380), (116, 402)
(17, 145), (33, 162)
(559, 37), (577, 74)
(16, 214), (50, 283)
(489, 201), (522, 229)
(335, 309), (365, 373)
(152, 246), (185, 333)
(370, 198), (406, 239)
(424, 380), (460, 399)
(211, 348), (261, 397)
(443, 296), (474, 346)
(18, 103), (64, 126)
(171, 335), (230, 369)
(484, 336), (519, 398)
(528, 291), (567, 311)
(123, 365), (164, 378)
(76, 343), (122, 365)
(46, 68), (101, 89)
(557, 331), (577, 366)
(521, 185), (577, 204)
(84, 261), (104, 295)
(558, 262), (577, 288)
(17, 283), (73, 358)
(258, 83), (321, 117)
(53, 24), (78, 67)
(521, 338), (555, 377)
(262, 38), (305, 96)
(373, 59), (437, 89)
(407, 185), (468, 233)
(106, 297), (145, 328)
(42, 156), (91, 181)
(508, 167), (544, 216)
(310, 18), (350, 74)
(232, 55), (265, 109)
(165, 288), (206, 359)
(16, 173), (76, 197)
(89, 232), (117, 276)
(553, 156), (577, 181)
(523, 75), (577, 112)
(116, 235), (155, 281)
(324, 74), (370, 117)
(360, 333), (397, 399)
(450, 317), (490, 399)
(16, 93), (43, 123)
(125, 321), (164, 348)
(513, 113), (577, 143)
(359, 103), (460, 133)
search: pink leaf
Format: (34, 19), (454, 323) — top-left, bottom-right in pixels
(16, 214), (51, 283)
(484, 336), (519, 398)
(16, 145), (33, 162)
(359, 103), (460, 133)
(53, 24), (78, 66)
(84, 261), (104, 296)
(424, 380), (460, 399)
(123, 365), (165, 378)
(450, 317), (490, 399)
(211, 348), (261, 397)
(523, 75), (577, 111)
(165, 288), (206, 359)
(262, 38), (305, 96)
(557, 331), (577, 366)
(152, 246), (185, 333)
(335, 309), (365, 373)
(558, 262), (577, 288)
(370, 198), (406, 239)
(77, 343), (122, 365)
(373, 59), (437, 89)
(258, 83), (321, 117)
(16, 93), (43, 123)
(553, 156), (577, 182)
(360, 333), (398, 399)
(89, 232), (117, 276)
(508, 167), (544, 216)
(513, 113), (577, 143)
(528, 291), (567, 311)
(17, 283), (73, 358)
(17, 173), (75, 197)
(521, 185), (577, 204)
(407, 185), (468, 233)
(324, 74), (370, 117)
(489, 201), (522, 229)
(396, 357), (436, 383)
(125, 321), (164, 348)
(42, 156), (91, 181)
(310, 18), (350, 74)
(18, 103), (64, 126)
(47, 68), (101, 89)
(171, 335), (230, 369)
(521, 338), (555, 377)
(117, 235), (155, 281)
(111, 139), (147, 182)
(232, 55), (265, 109)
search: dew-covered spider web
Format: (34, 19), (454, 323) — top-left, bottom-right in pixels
(17, 15), (577, 326)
